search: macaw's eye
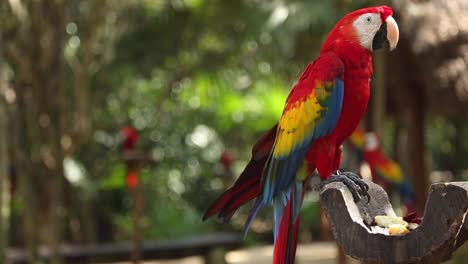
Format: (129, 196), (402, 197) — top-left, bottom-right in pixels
(366, 17), (372, 23)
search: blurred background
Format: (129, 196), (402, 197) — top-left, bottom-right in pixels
(0, 0), (467, 263)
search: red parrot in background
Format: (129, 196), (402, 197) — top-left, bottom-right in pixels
(348, 129), (415, 212)
(120, 126), (139, 151)
(120, 126), (140, 189)
(204, 6), (399, 264)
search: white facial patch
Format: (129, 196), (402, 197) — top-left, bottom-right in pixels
(352, 13), (383, 51)
(364, 133), (379, 151)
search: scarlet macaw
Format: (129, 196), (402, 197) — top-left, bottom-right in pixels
(204, 6), (399, 263)
(120, 126), (139, 151)
(119, 126), (140, 189)
(348, 129), (415, 212)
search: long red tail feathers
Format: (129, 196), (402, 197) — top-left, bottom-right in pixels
(203, 125), (278, 222)
(273, 199), (300, 264)
(203, 156), (265, 221)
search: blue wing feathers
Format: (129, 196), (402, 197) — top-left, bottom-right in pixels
(273, 196), (285, 241)
(262, 78), (344, 206)
(314, 79), (344, 136)
(273, 181), (303, 241)
(243, 197), (264, 238)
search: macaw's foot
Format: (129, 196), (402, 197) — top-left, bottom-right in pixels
(320, 171), (370, 203)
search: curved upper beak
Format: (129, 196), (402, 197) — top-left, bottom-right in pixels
(385, 15), (399, 50)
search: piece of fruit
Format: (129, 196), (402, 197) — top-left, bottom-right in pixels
(388, 224), (409, 235)
(375, 215), (409, 228)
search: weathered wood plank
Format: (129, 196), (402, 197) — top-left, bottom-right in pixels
(320, 180), (468, 264)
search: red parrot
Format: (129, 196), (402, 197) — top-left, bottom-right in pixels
(349, 129), (415, 212)
(120, 126), (139, 151)
(119, 126), (140, 189)
(204, 6), (399, 264)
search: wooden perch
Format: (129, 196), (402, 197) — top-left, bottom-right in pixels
(320, 180), (468, 264)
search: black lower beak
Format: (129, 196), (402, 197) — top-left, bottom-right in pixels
(372, 22), (388, 50)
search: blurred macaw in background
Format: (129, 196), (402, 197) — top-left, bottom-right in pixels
(120, 126), (139, 151)
(348, 128), (415, 213)
(119, 126), (140, 189)
(204, 6), (399, 264)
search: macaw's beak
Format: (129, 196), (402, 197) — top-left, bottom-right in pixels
(372, 15), (399, 51)
(385, 16), (399, 50)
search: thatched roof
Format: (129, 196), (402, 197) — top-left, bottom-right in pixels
(388, 0), (468, 116)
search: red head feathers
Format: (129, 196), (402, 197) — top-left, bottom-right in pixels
(322, 5), (398, 55)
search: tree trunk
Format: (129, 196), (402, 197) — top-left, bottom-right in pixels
(0, 26), (11, 264)
(15, 84), (39, 263)
(3, 0), (108, 261)
(16, 1), (68, 263)
(35, 2), (67, 262)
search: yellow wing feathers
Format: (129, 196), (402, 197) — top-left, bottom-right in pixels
(273, 81), (334, 157)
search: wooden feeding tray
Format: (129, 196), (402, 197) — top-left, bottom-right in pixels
(320, 180), (468, 264)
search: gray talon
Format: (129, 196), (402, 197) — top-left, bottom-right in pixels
(321, 171), (370, 203)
